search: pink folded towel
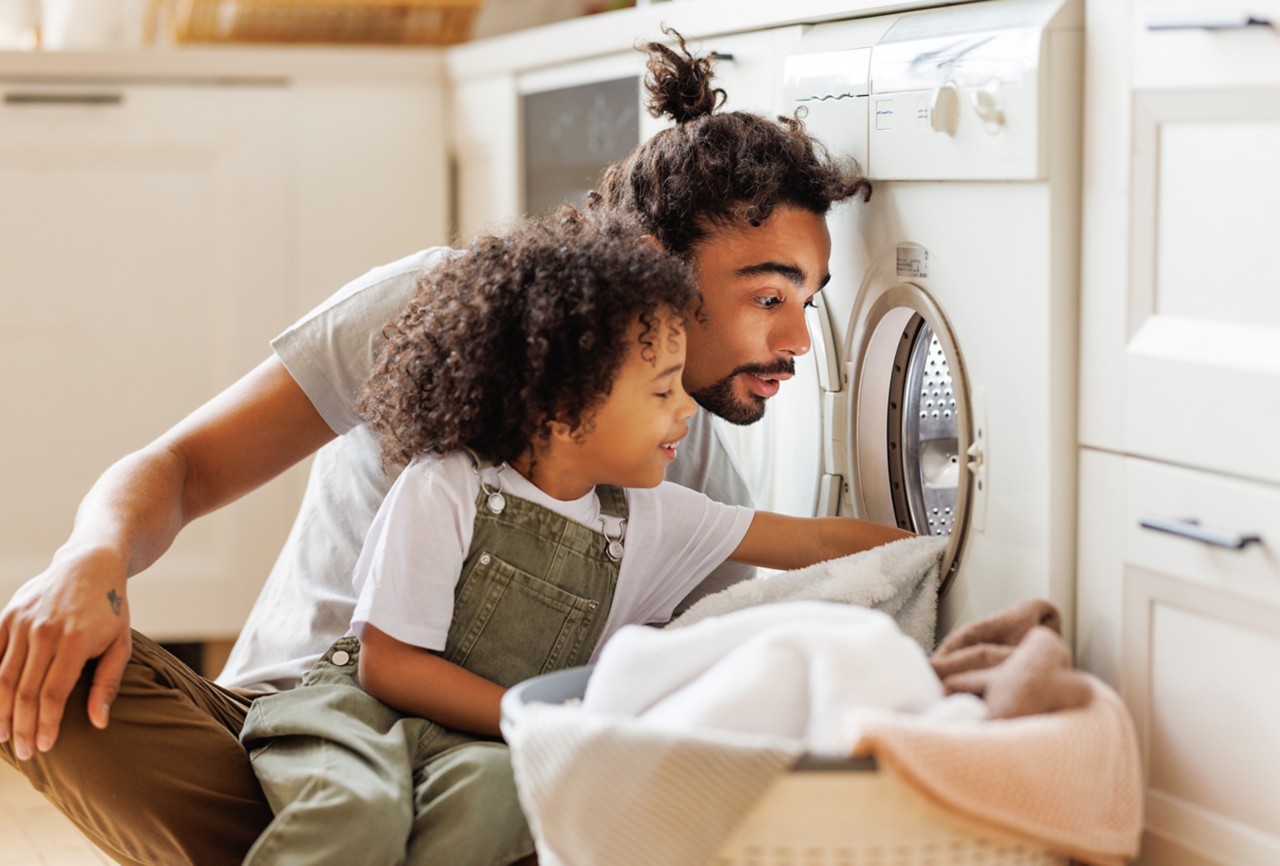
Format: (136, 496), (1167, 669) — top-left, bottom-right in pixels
(846, 598), (1144, 865)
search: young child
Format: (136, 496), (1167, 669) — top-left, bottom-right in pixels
(237, 207), (911, 866)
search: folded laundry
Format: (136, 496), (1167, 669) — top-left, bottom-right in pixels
(929, 599), (1092, 719)
(840, 598), (1143, 865)
(843, 676), (1143, 866)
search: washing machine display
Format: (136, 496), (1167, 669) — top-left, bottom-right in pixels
(782, 0), (1083, 636)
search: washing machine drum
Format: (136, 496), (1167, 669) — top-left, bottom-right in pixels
(847, 284), (974, 593)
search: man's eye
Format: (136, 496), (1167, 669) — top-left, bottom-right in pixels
(755, 296), (782, 308)
(803, 298), (817, 310)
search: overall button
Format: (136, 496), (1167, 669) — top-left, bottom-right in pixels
(331, 650), (351, 666)
(479, 554), (492, 565)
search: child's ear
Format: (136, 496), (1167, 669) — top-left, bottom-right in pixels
(547, 418), (575, 441)
(639, 233), (664, 252)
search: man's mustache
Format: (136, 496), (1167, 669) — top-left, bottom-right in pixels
(727, 358), (796, 379)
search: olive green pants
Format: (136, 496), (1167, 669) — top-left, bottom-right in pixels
(240, 637), (533, 866)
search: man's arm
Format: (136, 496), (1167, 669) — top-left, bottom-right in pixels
(358, 624), (505, 736)
(0, 355), (336, 760)
(729, 511), (915, 572)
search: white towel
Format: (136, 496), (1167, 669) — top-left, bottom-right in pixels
(506, 602), (979, 866)
(668, 535), (947, 651)
(587, 601), (946, 753)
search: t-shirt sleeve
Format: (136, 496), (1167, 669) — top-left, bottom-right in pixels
(350, 455), (476, 651)
(628, 482), (755, 625)
(271, 247), (457, 435)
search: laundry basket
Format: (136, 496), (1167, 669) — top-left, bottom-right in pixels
(502, 667), (1069, 866)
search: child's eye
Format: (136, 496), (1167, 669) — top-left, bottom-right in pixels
(656, 390), (672, 399)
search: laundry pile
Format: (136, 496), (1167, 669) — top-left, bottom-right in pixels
(503, 550), (1143, 866)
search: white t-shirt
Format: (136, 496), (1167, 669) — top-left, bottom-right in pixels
(216, 248), (756, 692)
(351, 453), (754, 664)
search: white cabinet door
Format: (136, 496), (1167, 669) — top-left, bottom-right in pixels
(1118, 457), (1280, 865)
(0, 81), (300, 640)
(1080, 10), (1280, 484)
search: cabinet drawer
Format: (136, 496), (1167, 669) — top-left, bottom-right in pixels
(1121, 457), (1280, 864)
(1124, 457), (1280, 607)
(1135, 0), (1280, 89)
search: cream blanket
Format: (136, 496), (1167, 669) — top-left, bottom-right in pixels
(669, 534), (947, 651)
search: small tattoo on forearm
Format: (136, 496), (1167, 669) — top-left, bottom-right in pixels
(107, 589), (123, 616)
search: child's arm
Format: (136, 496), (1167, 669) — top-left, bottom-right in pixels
(729, 512), (916, 572)
(357, 623), (505, 736)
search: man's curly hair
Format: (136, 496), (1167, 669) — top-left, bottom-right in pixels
(357, 206), (697, 469)
(589, 26), (872, 257)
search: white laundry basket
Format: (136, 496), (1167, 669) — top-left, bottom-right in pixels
(502, 666), (1068, 866)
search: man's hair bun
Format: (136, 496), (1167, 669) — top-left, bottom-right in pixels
(643, 26), (725, 124)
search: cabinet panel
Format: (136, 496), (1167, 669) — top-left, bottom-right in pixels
(1123, 89), (1280, 484)
(0, 82), (299, 639)
(1124, 568), (1280, 864)
(1120, 456), (1280, 864)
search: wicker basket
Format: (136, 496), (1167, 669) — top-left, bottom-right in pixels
(504, 667), (1069, 866)
(172, 0), (483, 45)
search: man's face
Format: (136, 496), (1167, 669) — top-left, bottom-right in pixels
(683, 206), (832, 425)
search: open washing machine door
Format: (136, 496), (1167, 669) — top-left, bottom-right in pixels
(827, 243), (987, 597)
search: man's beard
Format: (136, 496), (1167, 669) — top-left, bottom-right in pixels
(688, 359), (796, 426)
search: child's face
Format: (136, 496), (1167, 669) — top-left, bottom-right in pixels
(572, 313), (699, 490)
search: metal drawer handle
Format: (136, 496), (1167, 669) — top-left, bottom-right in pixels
(1147, 11), (1271, 30)
(4, 92), (124, 106)
(1139, 514), (1262, 550)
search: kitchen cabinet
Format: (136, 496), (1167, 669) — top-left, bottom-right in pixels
(0, 49), (448, 640)
(1076, 2), (1280, 862)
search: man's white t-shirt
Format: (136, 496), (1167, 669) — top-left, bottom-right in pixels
(351, 453), (754, 663)
(217, 249), (756, 692)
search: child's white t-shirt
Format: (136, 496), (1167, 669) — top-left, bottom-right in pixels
(351, 451), (755, 663)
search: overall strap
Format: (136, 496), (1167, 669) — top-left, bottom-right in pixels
(595, 484), (628, 520)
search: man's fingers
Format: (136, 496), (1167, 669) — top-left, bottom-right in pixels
(11, 626), (59, 761)
(0, 622), (23, 745)
(87, 631), (132, 731)
(35, 634), (97, 752)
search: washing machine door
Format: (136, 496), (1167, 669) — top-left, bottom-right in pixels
(835, 243), (981, 595)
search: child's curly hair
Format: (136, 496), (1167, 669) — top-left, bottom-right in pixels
(358, 206), (698, 469)
(590, 26), (872, 257)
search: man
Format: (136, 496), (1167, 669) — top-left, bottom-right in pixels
(0, 31), (870, 866)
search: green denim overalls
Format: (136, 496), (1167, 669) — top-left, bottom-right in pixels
(240, 459), (628, 866)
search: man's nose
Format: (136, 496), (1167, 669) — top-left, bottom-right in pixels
(773, 304), (812, 357)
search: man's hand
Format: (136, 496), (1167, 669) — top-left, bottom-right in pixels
(0, 547), (134, 759)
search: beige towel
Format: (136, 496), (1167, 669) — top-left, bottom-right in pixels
(845, 676), (1143, 866)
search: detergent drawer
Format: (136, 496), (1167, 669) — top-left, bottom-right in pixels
(1119, 456), (1280, 865)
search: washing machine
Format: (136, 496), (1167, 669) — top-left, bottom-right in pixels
(726, 0), (1083, 640)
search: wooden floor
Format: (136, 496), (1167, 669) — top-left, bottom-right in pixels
(0, 762), (113, 865)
